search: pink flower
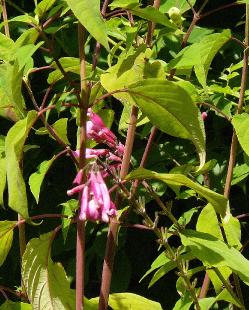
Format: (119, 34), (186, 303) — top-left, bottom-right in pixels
(73, 148), (122, 162)
(87, 109), (117, 148)
(73, 148), (109, 159)
(201, 112), (208, 121)
(67, 167), (117, 223)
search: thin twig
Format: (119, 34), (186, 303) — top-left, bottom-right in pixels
(146, 0), (160, 47)
(198, 0), (209, 15)
(197, 102), (231, 122)
(186, 0), (196, 15)
(200, 2), (243, 20)
(42, 9), (62, 29)
(24, 81), (79, 166)
(231, 37), (247, 49)
(213, 268), (244, 309)
(30, 66), (52, 74)
(104, 9), (126, 18)
(40, 84), (54, 110)
(1, 0), (10, 37)
(142, 181), (181, 229)
(93, 89), (128, 105)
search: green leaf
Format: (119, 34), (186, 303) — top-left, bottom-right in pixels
(232, 113), (249, 157)
(232, 163), (249, 185)
(100, 46), (162, 131)
(15, 28), (40, 48)
(207, 267), (232, 294)
(168, 30), (231, 88)
(148, 260), (176, 287)
(22, 232), (75, 309)
(126, 168), (228, 216)
(64, 0), (109, 50)
(7, 14), (38, 26)
(0, 221), (16, 266)
(29, 156), (57, 204)
(119, 103), (149, 131)
(35, 0), (56, 18)
(180, 229), (249, 286)
(47, 57), (95, 84)
(0, 62), (26, 119)
(127, 79), (206, 167)
(198, 298), (216, 310)
(130, 6), (177, 31)
(196, 204), (223, 239)
(51, 118), (70, 145)
(0, 158), (6, 206)
(100, 45), (164, 103)
(215, 288), (242, 308)
(0, 301), (32, 310)
(60, 199), (78, 242)
(160, 0), (196, 14)
(0, 32), (14, 62)
(140, 251), (169, 282)
(173, 293), (192, 310)
(5, 111), (37, 219)
(172, 208), (198, 228)
(91, 293), (163, 310)
(109, 0), (139, 9)
(223, 215), (242, 249)
(13, 42), (44, 72)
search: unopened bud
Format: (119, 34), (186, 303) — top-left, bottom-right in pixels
(201, 112), (208, 121)
(168, 7), (181, 21)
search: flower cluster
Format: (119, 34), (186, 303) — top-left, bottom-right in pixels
(68, 168), (117, 222)
(67, 109), (124, 223)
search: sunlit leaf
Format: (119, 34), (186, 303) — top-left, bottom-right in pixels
(127, 79), (206, 167)
(140, 251), (169, 282)
(29, 156), (57, 204)
(90, 293), (162, 310)
(64, 0), (109, 50)
(160, 0), (196, 14)
(47, 57), (96, 84)
(129, 6), (177, 31)
(148, 260), (176, 287)
(51, 118), (70, 145)
(232, 113), (249, 157)
(0, 32), (14, 62)
(0, 221), (16, 266)
(0, 62), (26, 120)
(180, 229), (249, 286)
(0, 300), (32, 310)
(35, 0), (56, 18)
(126, 168), (228, 216)
(60, 199), (78, 242)
(0, 157), (6, 206)
(5, 111), (37, 219)
(168, 30), (231, 88)
(22, 232), (75, 309)
(196, 204), (223, 239)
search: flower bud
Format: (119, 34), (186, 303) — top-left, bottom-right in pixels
(168, 7), (181, 21)
(201, 112), (208, 121)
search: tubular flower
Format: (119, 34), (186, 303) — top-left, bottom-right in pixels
(87, 108), (117, 148)
(67, 167), (117, 223)
(73, 148), (109, 159)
